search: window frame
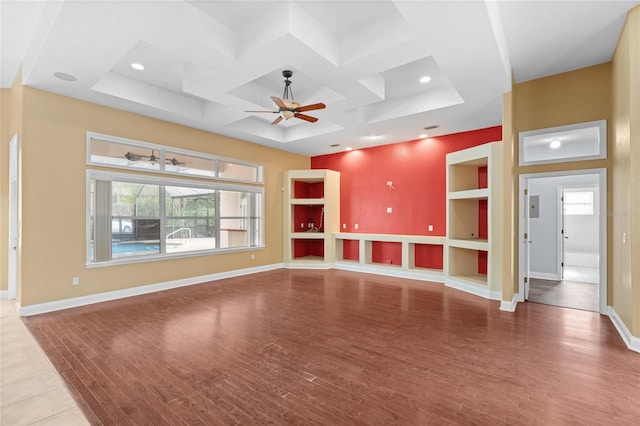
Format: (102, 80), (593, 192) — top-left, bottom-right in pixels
(563, 190), (594, 216)
(86, 131), (264, 184)
(86, 170), (265, 268)
(518, 120), (607, 167)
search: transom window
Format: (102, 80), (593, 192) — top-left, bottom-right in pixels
(87, 132), (263, 183)
(86, 132), (264, 266)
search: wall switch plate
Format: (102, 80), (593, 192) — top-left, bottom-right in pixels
(72, 277), (79, 286)
(386, 207), (392, 213)
(354, 224), (359, 230)
(428, 225), (433, 232)
(343, 224), (346, 229)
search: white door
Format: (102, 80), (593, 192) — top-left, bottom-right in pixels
(560, 190), (566, 281)
(522, 181), (531, 300)
(8, 134), (19, 300)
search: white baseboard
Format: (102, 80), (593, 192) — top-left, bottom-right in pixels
(606, 306), (640, 353)
(0, 290), (8, 300)
(444, 277), (502, 300)
(500, 296), (518, 312)
(18, 263), (284, 317)
(333, 262), (445, 283)
(529, 271), (560, 281)
(284, 262), (334, 270)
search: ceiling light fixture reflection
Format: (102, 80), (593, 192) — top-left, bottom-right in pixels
(345, 147), (353, 151)
(550, 139), (561, 149)
(419, 134), (428, 139)
(131, 63), (145, 71)
(419, 76), (431, 83)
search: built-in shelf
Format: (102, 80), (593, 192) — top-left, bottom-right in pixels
(284, 170), (339, 266)
(334, 233), (445, 281)
(445, 142), (503, 300)
(448, 188), (489, 200)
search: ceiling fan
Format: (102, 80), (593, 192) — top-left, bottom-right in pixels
(123, 150), (185, 166)
(245, 70), (326, 125)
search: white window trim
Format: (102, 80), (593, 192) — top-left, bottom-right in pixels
(86, 131), (264, 184)
(518, 119), (607, 167)
(86, 170), (265, 268)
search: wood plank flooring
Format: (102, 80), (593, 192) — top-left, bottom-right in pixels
(23, 269), (640, 425)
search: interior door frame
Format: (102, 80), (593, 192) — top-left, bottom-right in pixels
(8, 133), (19, 300)
(518, 168), (607, 313)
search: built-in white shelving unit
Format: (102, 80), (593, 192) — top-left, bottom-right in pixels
(445, 141), (503, 299)
(283, 169), (340, 267)
(333, 233), (445, 282)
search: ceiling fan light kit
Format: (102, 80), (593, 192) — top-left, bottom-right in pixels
(245, 70), (325, 125)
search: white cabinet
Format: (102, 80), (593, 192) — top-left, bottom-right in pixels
(445, 141), (503, 299)
(283, 169), (339, 266)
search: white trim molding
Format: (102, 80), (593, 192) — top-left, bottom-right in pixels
(19, 263), (283, 317)
(444, 277), (502, 300)
(500, 296), (518, 312)
(334, 262), (445, 283)
(0, 290), (8, 300)
(529, 272), (561, 281)
(606, 307), (640, 353)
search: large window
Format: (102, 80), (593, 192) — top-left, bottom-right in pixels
(87, 132), (264, 266)
(87, 132), (263, 183)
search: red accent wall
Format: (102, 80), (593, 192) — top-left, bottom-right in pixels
(311, 126), (501, 237)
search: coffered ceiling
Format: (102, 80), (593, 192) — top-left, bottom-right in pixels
(2, 1), (637, 156)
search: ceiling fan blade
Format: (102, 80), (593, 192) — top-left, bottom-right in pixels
(295, 103), (326, 112)
(294, 113), (318, 123)
(271, 116), (283, 125)
(271, 96), (286, 108)
(244, 110), (278, 113)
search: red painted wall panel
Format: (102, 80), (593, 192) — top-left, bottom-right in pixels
(311, 126), (501, 236)
(371, 241), (402, 265)
(341, 240), (359, 261)
(414, 244), (444, 270)
(478, 250), (488, 275)
(293, 239), (324, 258)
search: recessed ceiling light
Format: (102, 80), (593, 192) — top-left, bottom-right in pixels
(131, 63), (145, 71)
(419, 76), (431, 83)
(550, 139), (561, 149)
(53, 72), (77, 82)
(419, 134), (428, 139)
(345, 147), (353, 151)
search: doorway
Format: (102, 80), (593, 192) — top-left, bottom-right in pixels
(519, 169), (606, 313)
(8, 134), (19, 300)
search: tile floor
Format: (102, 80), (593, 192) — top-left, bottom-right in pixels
(563, 265), (600, 284)
(1, 299), (88, 425)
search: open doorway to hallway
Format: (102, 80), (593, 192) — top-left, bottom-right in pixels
(521, 171), (605, 313)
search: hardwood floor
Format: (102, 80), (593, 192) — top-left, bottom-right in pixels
(23, 269), (640, 425)
(529, 277), (599, 312)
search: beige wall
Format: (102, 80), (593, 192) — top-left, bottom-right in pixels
(506, 63), (613, 305)
(0, 74), (25, 293)
(612, 6), (640, 336)
(8, 86), (308, 306)
(501, 90), (515, 301)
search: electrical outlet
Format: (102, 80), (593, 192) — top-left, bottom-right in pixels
(354, 223), (359, 230)
(251, 254), (255, 260)
(301, 223), (304, 229)
(428, 225), (433, 232)
(72, 277), (79, 286)
(343, 223), (346, 229)
(387, 207), (392, 213)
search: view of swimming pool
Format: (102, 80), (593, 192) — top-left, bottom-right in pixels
(112, 242), (159, 255)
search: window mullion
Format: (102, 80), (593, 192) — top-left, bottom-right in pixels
(159, 185), (166, 254)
